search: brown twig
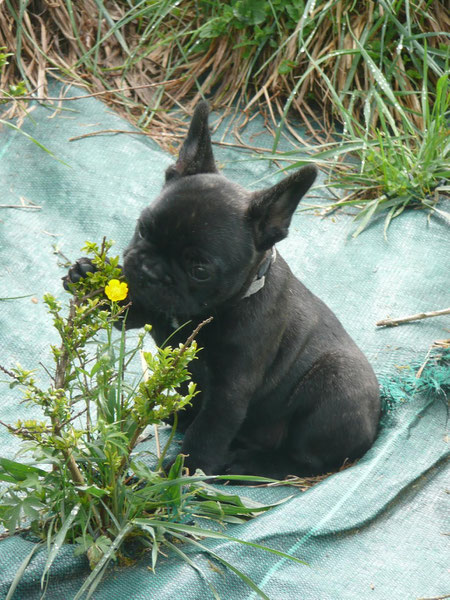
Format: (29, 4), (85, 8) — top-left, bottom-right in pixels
(68, 128), (291, 156)
(0, 204), (41, 210)
(61, 406), (88, 427)
(0, 364), (17, 379)
(0, 197), (41, 210)
(69, 129), (153, 142)
(0, 80), (183, 103)
(0, 419), (52, 441)
(178, 317), (214, 356)
(432, 339), (450, 350)
(376, 308), (450, 328)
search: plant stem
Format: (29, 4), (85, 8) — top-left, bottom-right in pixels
(51, 297), (103, 528)
(118, 317), (213, 476)
(157, 413), (178, 472)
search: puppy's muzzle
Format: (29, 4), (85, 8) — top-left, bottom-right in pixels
(141, 261), (172, 285)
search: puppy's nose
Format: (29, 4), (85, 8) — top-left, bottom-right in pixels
(141, 262), (172, 285)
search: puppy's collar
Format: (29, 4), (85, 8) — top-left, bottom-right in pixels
(242, 247), (277, 299)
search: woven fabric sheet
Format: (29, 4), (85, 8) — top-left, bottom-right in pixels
(0, 87), (449, 600)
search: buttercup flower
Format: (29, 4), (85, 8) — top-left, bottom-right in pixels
(104, 279), (128, 302)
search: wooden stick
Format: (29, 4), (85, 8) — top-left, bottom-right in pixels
(0, 197), (41, 210)
(0, 80), (182, 103)
(376, 308), (450, 327)
(0, 204), (41, 210)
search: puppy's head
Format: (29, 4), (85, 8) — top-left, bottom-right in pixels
(124, 101), (317, 319)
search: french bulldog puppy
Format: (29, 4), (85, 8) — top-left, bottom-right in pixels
(66, 101), (380, 479)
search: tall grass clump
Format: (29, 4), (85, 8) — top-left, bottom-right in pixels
(0, 0), (448, 228)
(325, 71), (449, 237)
(0, 241), (305, 600)
(1, 2), (447, 132)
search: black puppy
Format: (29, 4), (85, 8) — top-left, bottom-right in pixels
(67, 101), (380, 479)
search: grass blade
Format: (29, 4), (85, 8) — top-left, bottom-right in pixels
(133, 519), (307, 565)
(163, 539), (221, 600)
(41, 503), (81, 588)
(169, 532), (272, 600)
(72, 523), (133, 600)
(0, 120), (70, 167)
(352, 200), (380, 238)
(5, 542), (45, 600)
(346, 17), (408, 125)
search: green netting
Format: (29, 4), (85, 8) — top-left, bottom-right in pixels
(0, 85), (449, 600)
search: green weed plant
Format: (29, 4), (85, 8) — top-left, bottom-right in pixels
(284, 68), (449, 237)
(0, 241), (304, 600)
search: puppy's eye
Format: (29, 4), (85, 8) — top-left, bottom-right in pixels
(190, 265), (211, 282)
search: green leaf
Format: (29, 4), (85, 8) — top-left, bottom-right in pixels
(87, 535), (115, 570)
(21, 495), (46, 520)
(0, 458), (47, 483)
(352, 199), (380, 238)
(167, 453), (185, 480)
(135, 522), (159, 571)
(2, 501), (22, 532)
(233, 0), (267, 26)
(75, 484), (110, 498)
(170, 532), (272, 600)
(278, 59), (296, 75)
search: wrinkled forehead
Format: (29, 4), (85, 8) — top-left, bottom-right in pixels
(142, 175), (251, 255)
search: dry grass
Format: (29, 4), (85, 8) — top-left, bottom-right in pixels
(1, 2), (448, 233)
(1, 1), (448, 147)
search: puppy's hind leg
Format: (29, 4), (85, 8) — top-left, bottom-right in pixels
(284, 351), (380, 477)
(226, 447), (322, 481)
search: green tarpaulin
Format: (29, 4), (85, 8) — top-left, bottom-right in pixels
(0, 86), (449, 599)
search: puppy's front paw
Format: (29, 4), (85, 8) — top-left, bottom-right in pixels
(182, 453), (222, 477)
(62, 257), (97, 291)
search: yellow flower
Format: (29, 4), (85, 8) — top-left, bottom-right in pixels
(104, 279), (128, 302)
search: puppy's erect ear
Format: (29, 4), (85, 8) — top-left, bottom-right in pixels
(165, 100), (217, 181)
(247, 165), (317, 251)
